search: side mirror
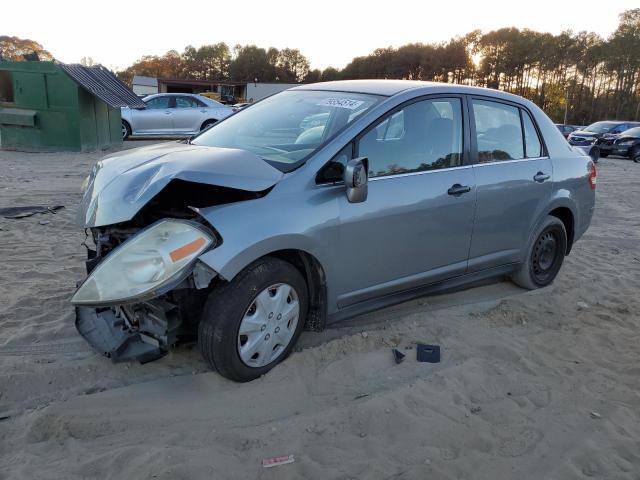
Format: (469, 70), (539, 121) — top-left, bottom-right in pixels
(343, 157), (368, 203)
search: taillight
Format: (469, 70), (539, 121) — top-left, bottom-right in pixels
(588, 161), (597, 189)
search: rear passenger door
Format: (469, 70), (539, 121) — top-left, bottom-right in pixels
(467, 97), (552, 272)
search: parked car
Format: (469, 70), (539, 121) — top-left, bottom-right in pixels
(232, 102), (251, 110)
(73, 80), (596, 382)
(220, 94), (236, 104)
(555, 124), (581, 139)
(568, 121), (640, 158)
(609, 126), (640, 161)
(120, 93), (234, 139)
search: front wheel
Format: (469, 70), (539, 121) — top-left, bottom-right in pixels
(121, 120), (131, 140)
(198, 257), (308, 382)
(511, 216), (567, 290)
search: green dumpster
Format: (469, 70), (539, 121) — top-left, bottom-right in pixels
(0, 61), (143, 152)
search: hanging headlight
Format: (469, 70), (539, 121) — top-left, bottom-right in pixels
(71, 219), (214, 306)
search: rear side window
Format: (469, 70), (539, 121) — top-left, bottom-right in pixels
(472, 99), (523, 162)
(522, 110), (542, 158)
(175, 96), (201, 108)
(358, 97), (464, 178)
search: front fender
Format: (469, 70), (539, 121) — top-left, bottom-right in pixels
(196, 187), (340, 288)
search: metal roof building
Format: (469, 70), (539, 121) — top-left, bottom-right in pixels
(0, 61), (142, 151)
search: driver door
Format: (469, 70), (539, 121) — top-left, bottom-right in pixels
(333, 97), (477, 307)
(130, 96), (174, 134)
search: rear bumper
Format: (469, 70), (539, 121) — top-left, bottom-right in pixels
(75, 299), (183, 363)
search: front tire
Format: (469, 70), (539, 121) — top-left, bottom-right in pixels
(198, 257), (308, 382)
(599, 152), (609, 158)
(121, 120), (131, 140)
(511, 216), (567, 290)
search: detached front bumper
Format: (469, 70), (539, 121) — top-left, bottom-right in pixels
(75, 299), (183, 363)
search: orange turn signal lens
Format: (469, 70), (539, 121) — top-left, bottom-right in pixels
(169, 237), (207, 263)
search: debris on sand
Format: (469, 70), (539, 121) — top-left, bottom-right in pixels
(0, 205), (64, 219)
(392, 348), (406, 364)
(417, 344), (441, 363)
(262, 454), (295, 468)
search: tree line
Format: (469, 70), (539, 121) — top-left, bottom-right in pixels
(117, 44), (311, 85)
(2, 8), (639, 123)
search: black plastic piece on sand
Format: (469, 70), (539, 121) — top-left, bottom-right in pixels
(0, 205), (64, 219)
(392, 348), (406, 364)
(417, 344), (440, 363)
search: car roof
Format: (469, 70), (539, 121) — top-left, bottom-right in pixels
(590, 120), (639, 125)
(292, 80), (534, 104)
(292, 80), (430, 96)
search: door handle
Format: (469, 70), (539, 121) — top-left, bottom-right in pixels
(447, 184), (471, 196)
(533, 172), (550, 183)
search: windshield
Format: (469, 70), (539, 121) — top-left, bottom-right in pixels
(191, 90), (383, 169)
(621, 127), (640, 137)
(584, 122), (617, 134)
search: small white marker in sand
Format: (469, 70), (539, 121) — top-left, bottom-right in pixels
(262, 454), (295, 468)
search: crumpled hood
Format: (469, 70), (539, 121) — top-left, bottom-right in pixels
(78, 142), (283, 227)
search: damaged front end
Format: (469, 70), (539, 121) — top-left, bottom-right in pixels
(72, 143), (283, 363)
(74, 219), (218, 362)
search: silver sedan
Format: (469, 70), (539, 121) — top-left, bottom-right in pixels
(120, 93), (234, 139)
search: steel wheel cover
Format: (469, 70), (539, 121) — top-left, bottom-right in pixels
(237, 283), (300, 368)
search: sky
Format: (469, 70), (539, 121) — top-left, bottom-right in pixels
(3, 0), (638, 72)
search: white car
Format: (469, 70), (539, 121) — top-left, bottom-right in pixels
(120, 93), (234, 139)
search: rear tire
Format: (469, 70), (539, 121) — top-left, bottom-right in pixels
(201, 119), (217, 131)
(630, 146), (640, 163)
(121, 120), (131, 140)
(511, 216), (567, 290)
(198, 257), (308, 382)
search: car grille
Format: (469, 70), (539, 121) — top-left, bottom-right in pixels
(570, 137), (591, 144)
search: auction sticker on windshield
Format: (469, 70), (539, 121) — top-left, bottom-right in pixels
(317, 98), (365, 110)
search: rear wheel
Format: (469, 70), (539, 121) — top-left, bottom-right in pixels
(511, 216), (567, 290)
(201, 119), (217, 131)
(198, 257), (308, 382)
(121, 120), (131, 140)
(630, 146), (640, 163)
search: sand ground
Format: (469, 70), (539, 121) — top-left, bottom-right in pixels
(0, 142), (639, 479)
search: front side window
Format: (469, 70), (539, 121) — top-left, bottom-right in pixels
(192, 90), (382, 170)
(358, 98), (464, 178)
(472, 99), (524, 162)
(145, 96), (171, 109)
